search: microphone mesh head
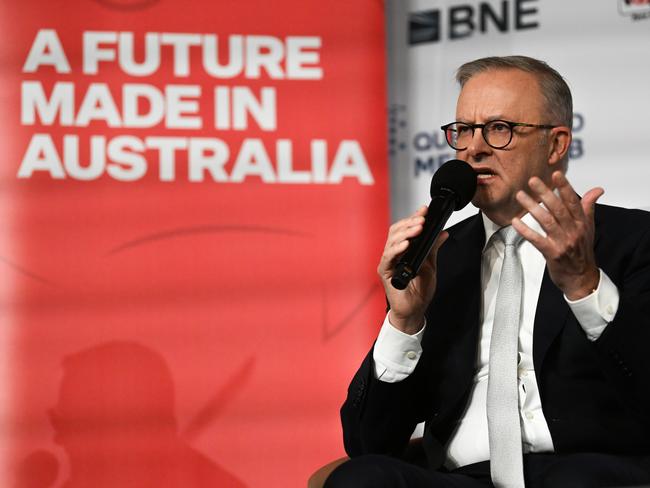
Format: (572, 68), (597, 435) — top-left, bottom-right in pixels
(429, 159), (477, 210)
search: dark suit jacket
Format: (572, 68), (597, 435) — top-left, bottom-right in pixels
(341, 203), (650, 469)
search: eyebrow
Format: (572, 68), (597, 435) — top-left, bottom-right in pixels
(456, 115), (508, 123)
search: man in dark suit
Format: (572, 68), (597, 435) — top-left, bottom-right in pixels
(325, 56), (650, 487)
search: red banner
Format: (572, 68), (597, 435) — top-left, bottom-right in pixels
(0, 1), (388, 486)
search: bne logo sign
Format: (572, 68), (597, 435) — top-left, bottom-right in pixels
(409, 0), (540, 44)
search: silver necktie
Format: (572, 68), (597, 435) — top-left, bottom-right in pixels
(487, 226), (525, 488)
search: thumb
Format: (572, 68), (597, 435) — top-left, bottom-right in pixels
(426, 231), (449, 266)
(582, 187), (604, 219)
(432, 230), (450, 256)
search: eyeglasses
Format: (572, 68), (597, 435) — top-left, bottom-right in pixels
(440, 120), (558, 150)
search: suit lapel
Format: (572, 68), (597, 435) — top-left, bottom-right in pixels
(532, 270), (569, 371)
(448, 214), (484, 374)
(532, 204), (604, 371)
(435, 213), (485, 408)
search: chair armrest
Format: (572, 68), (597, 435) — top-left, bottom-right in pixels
(307, 456), (349, 488)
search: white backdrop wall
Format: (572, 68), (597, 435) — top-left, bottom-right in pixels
(386, 0), (650, 225)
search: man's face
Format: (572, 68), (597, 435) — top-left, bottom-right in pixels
(455, 69), (559, 225)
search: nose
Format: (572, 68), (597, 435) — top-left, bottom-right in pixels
(464, 126), (492, 162)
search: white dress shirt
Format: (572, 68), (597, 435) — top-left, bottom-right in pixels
(373, 212), (620, 468)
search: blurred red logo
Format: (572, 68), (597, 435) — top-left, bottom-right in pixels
(619, 0), (650, 15)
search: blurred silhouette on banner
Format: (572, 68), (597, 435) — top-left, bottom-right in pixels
(19, 342), (245, 488)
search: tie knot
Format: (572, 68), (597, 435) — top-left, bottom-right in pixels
(497, 225), (523, 247)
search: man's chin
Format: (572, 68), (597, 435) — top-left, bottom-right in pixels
(471, 193), (497, 214)
(471, 192), (516, 220)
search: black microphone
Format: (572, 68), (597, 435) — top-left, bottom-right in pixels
(391, 159), (477, 290)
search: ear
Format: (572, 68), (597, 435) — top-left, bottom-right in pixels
(547, 127), (572, 167)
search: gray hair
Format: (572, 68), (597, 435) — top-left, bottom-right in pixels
(456, 56), (573, 129)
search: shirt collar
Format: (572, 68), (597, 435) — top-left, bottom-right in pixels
(481, 210), (546, 252)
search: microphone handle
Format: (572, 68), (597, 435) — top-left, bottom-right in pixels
(391, 192), (456, 290)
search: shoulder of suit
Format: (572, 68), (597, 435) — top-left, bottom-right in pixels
(595, 203), (650, 233)
(445, 212), (482, 237)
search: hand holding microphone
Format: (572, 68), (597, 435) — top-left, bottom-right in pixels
(378, 160), (476, 334)
(392, 159), (476, 289)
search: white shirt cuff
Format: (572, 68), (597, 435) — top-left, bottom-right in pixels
(565, 269), (619, 341)
(372, 313), (425, 382)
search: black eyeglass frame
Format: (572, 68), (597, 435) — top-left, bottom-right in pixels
(440, 120), (559, 150)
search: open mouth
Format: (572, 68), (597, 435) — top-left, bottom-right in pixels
(474, 168), (496, 181)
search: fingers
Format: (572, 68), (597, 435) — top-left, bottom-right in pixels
(516, 172), (603, 237)
(511, 216), (547, 253)
(386, 212), (425, 251)
(515, 188), (557, 234)
(512, 172), (605, 265)
(414, 204), (428, 217)
(552, 171), (583, 220)
(379, 206), (428, 276)
(520, 174), (574, 232)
